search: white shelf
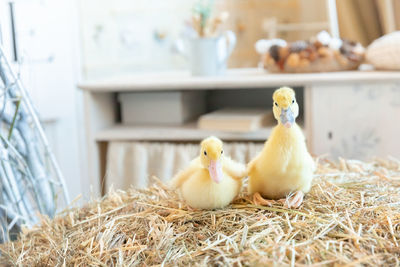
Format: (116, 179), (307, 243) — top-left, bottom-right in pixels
(78, 68), (400, 92)
(81, 67), (400, 197)
(95, 122), (281, 142)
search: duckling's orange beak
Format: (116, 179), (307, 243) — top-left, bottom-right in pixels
(209, 160), (223, 183)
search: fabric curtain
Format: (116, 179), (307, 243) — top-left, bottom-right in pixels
(337, 0), (399, 46)
(105, 141), (264, 191)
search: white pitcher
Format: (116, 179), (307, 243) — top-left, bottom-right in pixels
(175, 31), (236, 76)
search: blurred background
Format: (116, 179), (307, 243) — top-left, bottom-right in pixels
(0, 0), (400, 204)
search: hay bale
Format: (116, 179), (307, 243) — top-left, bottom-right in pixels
(1, 157), (400, 266)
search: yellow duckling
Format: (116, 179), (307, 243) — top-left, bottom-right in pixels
(248, 87), (315, 208)
(170, 136), (246, 209)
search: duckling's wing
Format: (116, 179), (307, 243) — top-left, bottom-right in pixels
(222, 157), (247, 180)
(247, 153), (260, 175)
(169, 157), (200, 189)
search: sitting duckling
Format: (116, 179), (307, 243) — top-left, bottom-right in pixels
(248, 87), (315, 208)
(170, 136), (246, 209)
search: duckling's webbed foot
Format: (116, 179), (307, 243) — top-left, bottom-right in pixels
(284, 191), (304, 209)
(253, 192), (275, 206)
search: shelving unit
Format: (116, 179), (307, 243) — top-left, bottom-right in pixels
(95, 123), (272, 142)
(95, 121), (307, 142)
(79, 68), (400, 92)
(79, 68), (400, 197)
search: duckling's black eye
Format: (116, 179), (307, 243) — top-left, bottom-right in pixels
(221, 150), (223, 154)
(274, 102), (278, 107)
(292, 100), (295, 104)
(204, 151), (207, 156)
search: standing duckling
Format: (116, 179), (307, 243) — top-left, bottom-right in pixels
(248, 87), (315, 208)
(171, 136), (246, 209)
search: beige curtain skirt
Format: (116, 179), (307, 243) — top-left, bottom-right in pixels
(105, 141), (264, 191)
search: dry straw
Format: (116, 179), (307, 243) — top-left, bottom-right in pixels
(1, 157), (400, 266)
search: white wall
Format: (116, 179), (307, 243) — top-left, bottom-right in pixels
(78, 0), (197, 79)
(0, 0), (86, 203)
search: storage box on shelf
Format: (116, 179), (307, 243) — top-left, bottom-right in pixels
(197, 109), (274, 132)
(119, 91), (206, 125)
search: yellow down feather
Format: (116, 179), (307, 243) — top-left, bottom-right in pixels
(170, 136), (246, 209)
(248, 87), (315, 199)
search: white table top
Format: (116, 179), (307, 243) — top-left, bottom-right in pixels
(78, 68), (400, 92)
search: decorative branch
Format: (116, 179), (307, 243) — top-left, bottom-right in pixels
(0, 45), (70, 242)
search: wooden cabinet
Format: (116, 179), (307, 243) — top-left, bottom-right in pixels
(78, 68), (400, 196)
(307, 82), (400, 158)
